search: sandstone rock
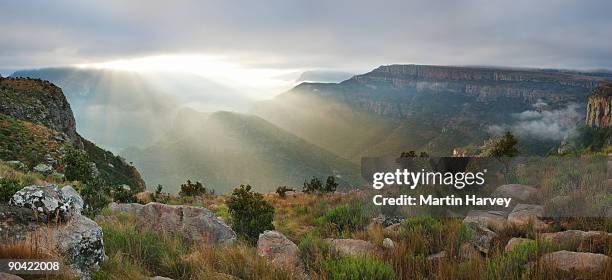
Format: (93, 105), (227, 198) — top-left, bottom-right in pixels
(109, 202), (145, 216)
(426, 251), (447, 261)
(0, 273), (24, 280)
(61, 185), (83, 214)
(541, 230), (611, 252)
(541, 250), (610, 274)
(492, 184), (537, 203)
(463, 210), (507, 231)
(324, 238), (377, 257)
(256, 231), (305, 275)
(138, 202), (236, 245)
(33, 163), (53, 174)
(507, 204), (547, 230)
(382, 238), (396, 249)
(504, 238), (533, 252)
(10, 184), (73, 222)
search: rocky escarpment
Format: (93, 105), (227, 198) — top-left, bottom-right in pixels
(0, 77), (81, 147)
(0, 76), (145, 191)
(586, 83), (612, 128)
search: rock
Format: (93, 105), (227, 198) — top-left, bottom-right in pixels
(463, 210), (507, 231)
(54, 214), (105, 279)
(464, 222), (497, 254)
(383, 223), (402, 238)
(33, 163), (53, 174)
(541, 251), (610, 274)
(541, 230), (611, 252)
(0, 206), (104, 279)
(382, 238), (396, 249)
(492, 184), (537, 203)
(504, 238), (533, 252)
(0, 273), (24, 280)
(372, 214), (405, 227)
(61, 185), (84, 214)
(426, 251), (447, 261)
(109, 202), (145, 216)
(9, 184), (73, 222)
(507, 204), (548, 230)
(5, 160), (26, 171)
(324, 238), (377, 257)
(138, 202), (236, 245)
(256, 231), (305, 276)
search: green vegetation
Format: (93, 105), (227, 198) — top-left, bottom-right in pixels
(178, 180), (211, 197)
(0, 177), (21, 203)
(303, 176), (339, 194)
(275, 186), (294, 198)
(321, 203), (370, 236)
(323, 256), (395, 280)
(64, 148), (94, 182)
(227, 185), (275, 244)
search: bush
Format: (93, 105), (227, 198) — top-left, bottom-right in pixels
(321, 203), (370, 235)
(179, 180), (210, 197)
(64, 148), (94, 182)
(303, 176), (337, 193)
(299, 234), (338, 271)
(324, 176), (338, 193)
(111, 185), (136, 203)
(485, 239), (550, 279)
(227, 185), (275, 244)
(80, 178), (112, 217)
(323, 256), (395, 280)
(275, 186), (294, 198)
(0, 177), (21, 203)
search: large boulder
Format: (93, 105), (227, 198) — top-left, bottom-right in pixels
(61, 185), (84, 214)
(541, 230), (611, 252)
(137, 202), (236, 245)
(324, 238), (377, 257)
(492, 184), (537, 204)
(507, 204), (548, 230)
(256, 231), (305, 276)
(109, 202), (145, 216)
(463, 210), (507, 232)
(9, 184), (75, 222)
(53, 215), (105, 279)
(541, 251), (610, 275)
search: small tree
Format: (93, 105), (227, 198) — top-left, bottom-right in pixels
(179, 180), (209, 197)
(0, 178), (22, 203)
(324, 176), (338, 193)
(488, 131), (519, 182)
(80, 177), (112, 217)
(64, 148), (94, 182)
(227, 185), (274, 244)
(303, 177), (323, 193)
(276, 186), (294, 198)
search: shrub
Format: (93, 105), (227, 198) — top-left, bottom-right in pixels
(321, 203), (370, 235)
(179, 180), (210, 197)
(303, 177), (322, 193)
(80, 178), (112, 217)
(485, 239), (551, 280)
(0, 177), (21, 203)
(64, 148), (94, 182)
(323, 256), (395, 280)
(227, 185), (275, 244)
(111, 185), (136, 203)
(324, 176), (338, 193)
(275, 186), (294, 198)
(299, 234), (338, 272)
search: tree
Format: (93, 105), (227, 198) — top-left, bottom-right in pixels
(64, 148), (94, 182)
(276, 186), (294, 198)
(178, 180), (210, 197)
(324, 176), (338, 193)
(227, 185), (274, 244)
(303, 177), (323, 193)
(488, 131), (519, 182)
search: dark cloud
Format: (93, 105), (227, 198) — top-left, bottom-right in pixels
(1, 0), (611, 70)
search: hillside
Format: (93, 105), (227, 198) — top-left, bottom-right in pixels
(122, 110), (361, 193)
(0, 76), (145, 190)
(254, 64), (612, 159)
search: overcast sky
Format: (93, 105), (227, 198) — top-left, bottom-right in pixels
(1, 0), (612, 74)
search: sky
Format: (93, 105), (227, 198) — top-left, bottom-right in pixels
(1, 0), (612, 82)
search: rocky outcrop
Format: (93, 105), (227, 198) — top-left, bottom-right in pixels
(324, 238), (377, 257)
(109, 202), (145, 216)
(1, 185), (104, 279)
(137, 202), (236, 245)
(541, 251), (610, 275)
(586, 83), (612, 128)
(0, 77), (81, 146)
(256, 231), (305, 276)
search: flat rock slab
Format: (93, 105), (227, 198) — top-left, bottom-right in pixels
(541, 250), (610, 274)
(324, 238), (377, 257)
(507, 204), (547, 230)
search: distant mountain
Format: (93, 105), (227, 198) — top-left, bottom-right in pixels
(0, 76), (145, 190)
(254, 64), (612, 159)
(10, 67), (253, 151)
(296, 70), (354, 83)
(122, 110), (361, 194)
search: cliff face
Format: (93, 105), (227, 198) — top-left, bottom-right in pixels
(0, 77), (81, 147)
(349, 64), (604, 104)
(586, 83), (612, 128)
(0, 76), (145, 190)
